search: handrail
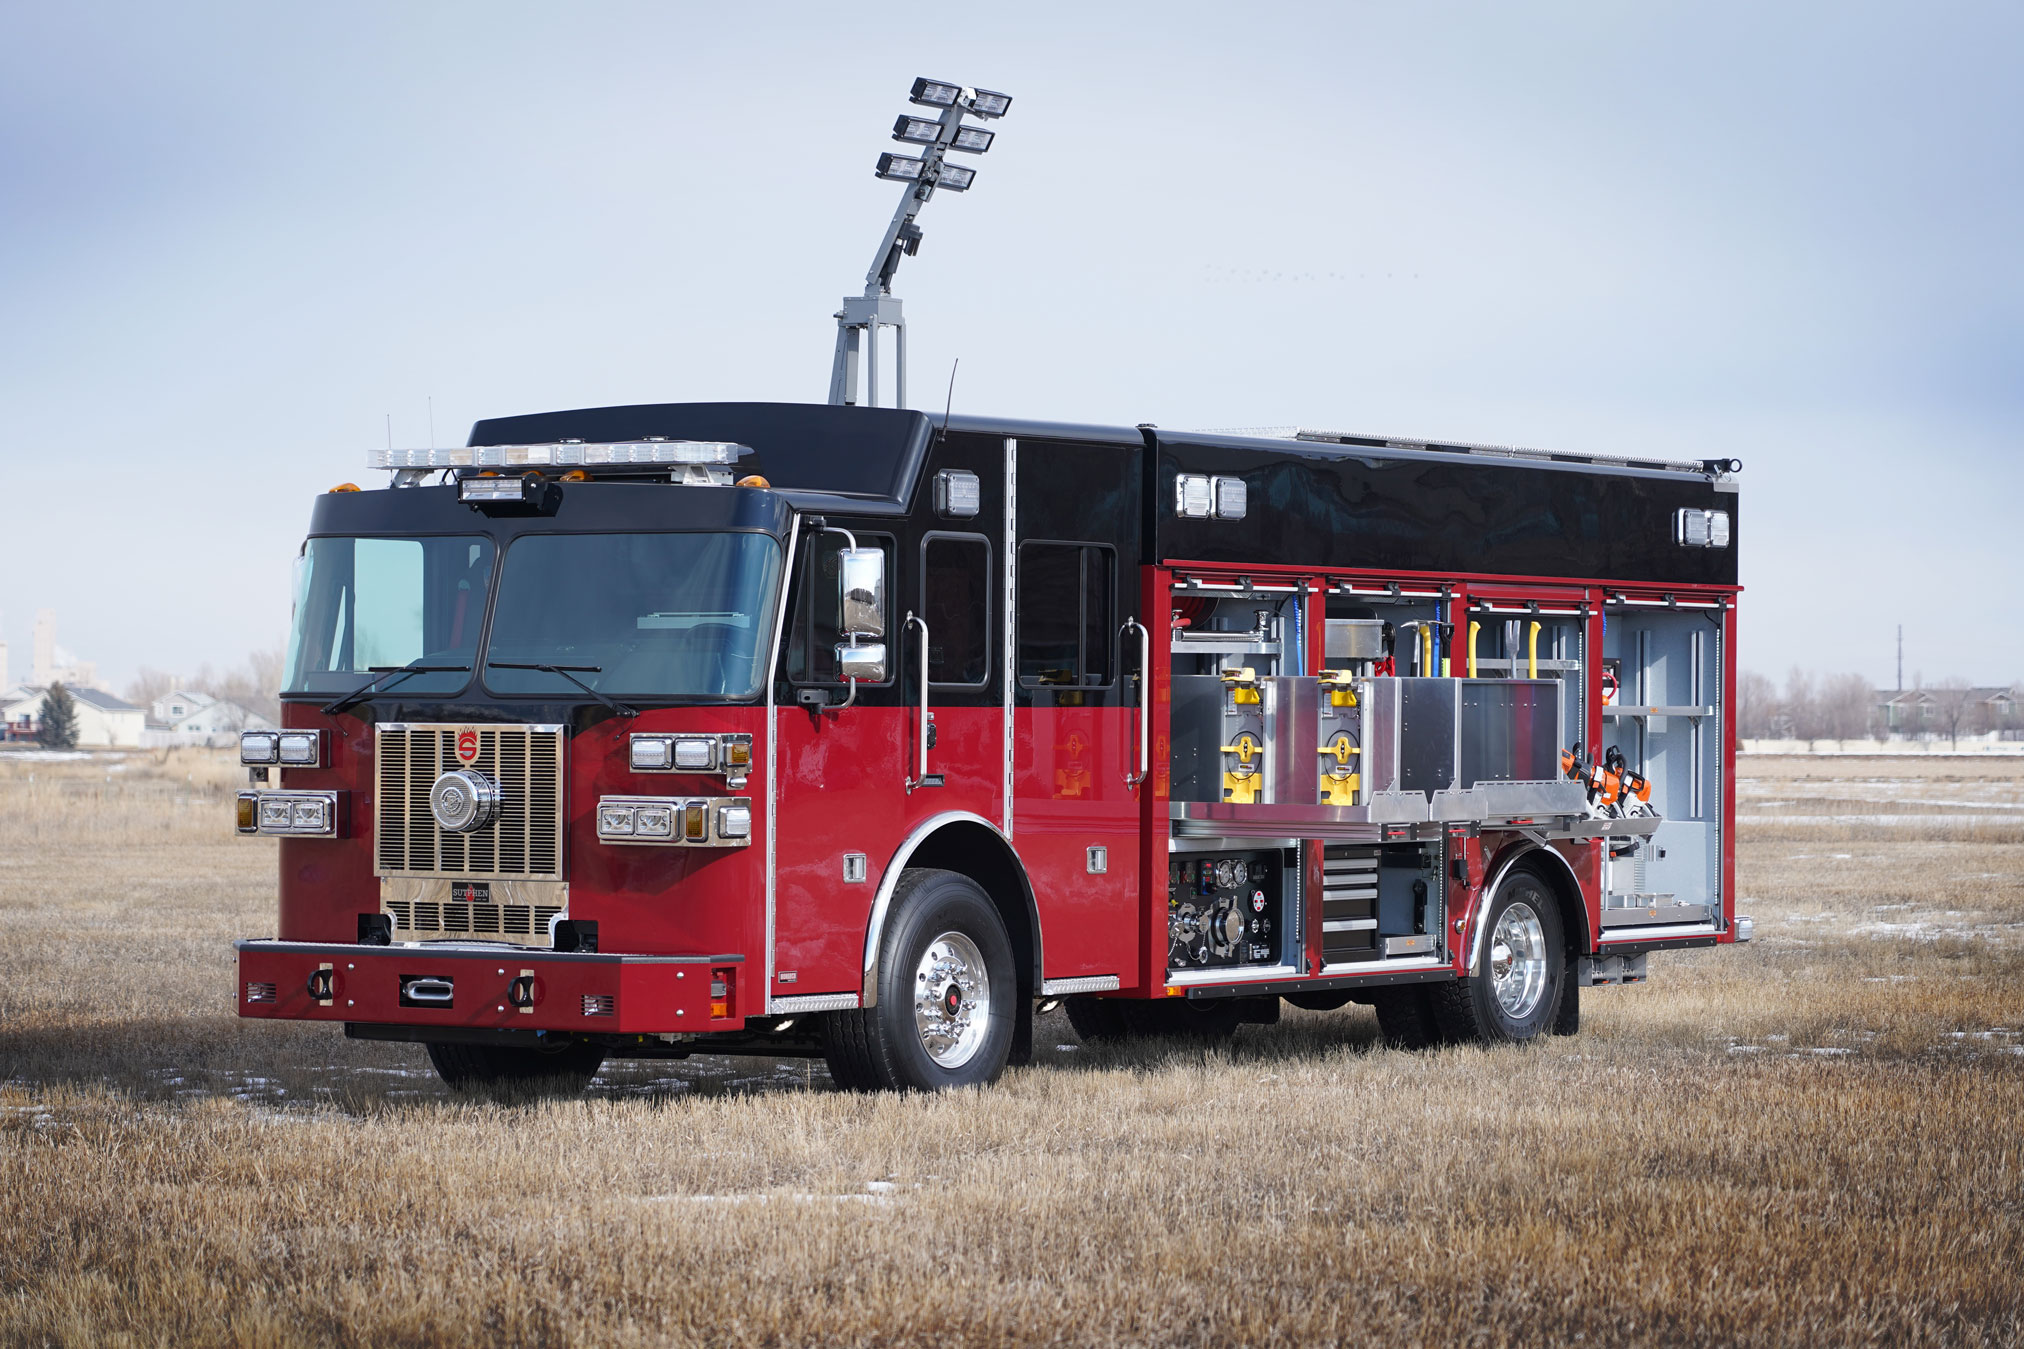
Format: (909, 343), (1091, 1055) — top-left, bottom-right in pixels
(904, 612), (933, 791)
(1123, 618), (1150, 788)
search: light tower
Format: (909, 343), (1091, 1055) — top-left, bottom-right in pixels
(827, 78), (1011, 408)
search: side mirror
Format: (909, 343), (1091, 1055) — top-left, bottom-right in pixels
(836, 642), (887, 684)
(839, 547), (885, 640)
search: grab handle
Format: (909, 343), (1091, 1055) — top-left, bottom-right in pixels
(1123, 618), (1150, 788)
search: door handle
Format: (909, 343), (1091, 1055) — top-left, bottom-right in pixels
(1123, 618), (1150, 788)
(904, 612), (940, 791)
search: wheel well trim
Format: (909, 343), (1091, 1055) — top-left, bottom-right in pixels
(1466, 842), (1586, 972)
(860, 811), (1041, 1008)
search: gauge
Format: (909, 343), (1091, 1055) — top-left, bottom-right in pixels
(1215, 859), (1237, 888)
(1231, 859), (1248, 888)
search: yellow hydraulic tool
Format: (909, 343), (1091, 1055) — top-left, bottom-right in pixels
(1219, 668), (1265, 803)
(1528, 620), (1541, 679)
(1421, 624), (1434, 677)
(1467, 620), (1480, 677)
(1318, 670), (1358, 708)
(1317, 670), (1360, 805)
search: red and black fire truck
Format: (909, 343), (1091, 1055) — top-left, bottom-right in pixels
(234, 400), (1746, 1091)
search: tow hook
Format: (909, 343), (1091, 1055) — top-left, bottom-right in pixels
(306, 968), (335, 1001)
(508, 975), (538, 1009)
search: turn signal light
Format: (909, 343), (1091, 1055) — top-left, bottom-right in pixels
(682, 802), (708, 841)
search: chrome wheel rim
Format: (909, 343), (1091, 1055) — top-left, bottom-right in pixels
(913, 931), (991, 1069)
(1489, 901), (1549, 1020)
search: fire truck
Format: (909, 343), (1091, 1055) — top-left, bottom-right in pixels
(234, 401), (1747, 1092)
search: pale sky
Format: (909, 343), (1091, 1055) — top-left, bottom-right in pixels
(2, 1), (2018, 693)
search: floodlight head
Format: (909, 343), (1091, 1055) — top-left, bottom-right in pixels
(935, 163), (976, 192)
(949, 125), (994, 154)
(967, 88), (1012, 118)
(892, 115), (942, 146)
(910, 77), (962, 108)
(875, 152), (926, 183)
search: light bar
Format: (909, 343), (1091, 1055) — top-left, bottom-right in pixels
(369, 440), (753, 471)
(892, 115), (942, 145)
(876, 152), (926, 182)
(910, 78), (961, 108)
(950, 125), (995, 153)
(936, 164), (976, 192)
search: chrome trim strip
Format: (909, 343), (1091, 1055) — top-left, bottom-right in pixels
(769, 992), (860, 1014)
(764, 513), (800, 1013)
(1599, 923), (1720, 943)
(1467, 843), (1583, 972)
(1003, 436), (1016, 839)
(860, 810), (1014, 1008)
(1320, 956), (1451, 976)
(377, 722), (567, 734)
(1040, 974), (1120, 996)
(1164, 963), (1299, 987)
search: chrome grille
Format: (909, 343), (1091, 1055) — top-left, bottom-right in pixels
(374, 724), (565, 880)
(385, 898), (564, 940)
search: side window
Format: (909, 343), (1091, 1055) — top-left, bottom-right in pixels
(786, 532), (894, 684)
(1017, 542), (1114, 687)
(922, 534), (991, 686)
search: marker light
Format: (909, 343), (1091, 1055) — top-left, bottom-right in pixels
(968, 88), (1012, 118)
(683, 802), (709, 841)
(1213, 477), (1248, 521)
(910, 78), (962, 108)
(371, 441), (752, 471)
(876, 152), (926, 182)
(950, 125), (995, 153)
(240, 731), (280, 765)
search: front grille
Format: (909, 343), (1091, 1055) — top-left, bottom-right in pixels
(385, 898), (564, 941)
(375, 724), (564, 880)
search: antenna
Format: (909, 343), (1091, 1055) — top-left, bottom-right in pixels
(940, 358), (960, 436)
(385, 414), (392, 450)
(827, 78), (1011, 409)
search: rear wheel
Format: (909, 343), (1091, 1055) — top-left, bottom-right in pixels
(822, 869), (1017, 1091)
(1433, 871), (1565, 1044)
(1368, 985), (1442, 1049)
(424, 1039), (605, 1097)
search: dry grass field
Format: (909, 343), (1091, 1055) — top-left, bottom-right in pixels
(1, 748), (2019, 1346)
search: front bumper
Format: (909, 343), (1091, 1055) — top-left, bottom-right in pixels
(236, 940), (746, 1033)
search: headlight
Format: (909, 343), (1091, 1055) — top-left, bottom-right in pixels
(235, 790), (341, 837)
(597, 803), (637, 836)
(673, 738), (715, 770)
(596, 794), (752, 847)
(630, 736), (673, 771)
(240, 731), (279, 765)
(277, 731), (322, 766)
(634, 805), (674, 838)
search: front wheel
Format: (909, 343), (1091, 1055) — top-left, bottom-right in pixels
(822, 868), (1017, 1091)
(1433, 871), (1565, 1044)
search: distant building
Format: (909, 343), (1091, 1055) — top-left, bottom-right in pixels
(1876, 686), (2022, 740)
(0, 685), (146, 748)
(28, 609), (108, 693)
(141, 688), (273, 748)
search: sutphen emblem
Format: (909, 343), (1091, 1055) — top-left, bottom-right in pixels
(455, 728), (480, 765)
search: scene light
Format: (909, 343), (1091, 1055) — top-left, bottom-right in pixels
(892, 115), (942, 145)
(876, 152), (926, 183)
(910, 78), (961, 108)
(950, 125), (995, 153)
(967, 88), (1012, 118)
(936, 164), (976, 192)
(460, 476), (533, 504)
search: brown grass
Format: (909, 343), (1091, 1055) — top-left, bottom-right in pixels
(0, 750), (2019, 1346)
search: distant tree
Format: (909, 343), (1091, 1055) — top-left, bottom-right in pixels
(195, 646), (285, 725)
(1737, 670), (1778, 741)
(1783, 667), (1821, 748)
(1819, 673), (1874, 746)
(36, 682), (78, 749)
(124, 667), (177, 710)
(1929, 677), (1977, 748)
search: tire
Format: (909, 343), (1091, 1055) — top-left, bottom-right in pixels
(1433, 870), (1566, 1044)
(1368, 985), (1442, 1049)
(425, 1039), (605, 1097)
(822, 868), (1017, 1092)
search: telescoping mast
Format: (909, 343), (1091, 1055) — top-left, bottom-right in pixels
(231, 76), (1746, 1096)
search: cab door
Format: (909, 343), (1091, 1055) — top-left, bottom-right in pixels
(1010, 436), (1144, 983)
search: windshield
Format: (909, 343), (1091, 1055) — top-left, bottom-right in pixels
(483, 532), (784, 700)
(285, 536), (492, 696)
